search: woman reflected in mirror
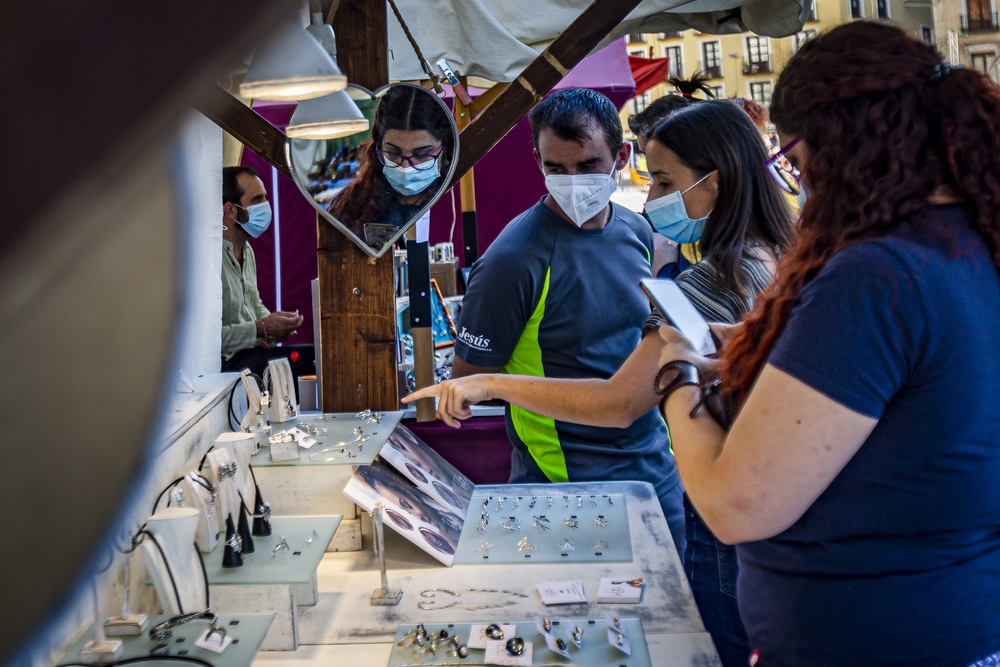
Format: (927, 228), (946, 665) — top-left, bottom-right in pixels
(328, 85), (454, 247)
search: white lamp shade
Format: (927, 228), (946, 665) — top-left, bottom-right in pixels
(306, 18), (338, 60)
(286, 90), (369, 140)
(240, 19), (347, 101)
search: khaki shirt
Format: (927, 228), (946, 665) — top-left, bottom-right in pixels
(222, 240), (270, 359)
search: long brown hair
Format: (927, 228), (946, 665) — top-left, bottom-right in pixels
(328, 84), (453, 235)
(722, 21), (1000, 395)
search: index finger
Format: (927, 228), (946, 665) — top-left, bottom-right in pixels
(401, 385), (443, 404)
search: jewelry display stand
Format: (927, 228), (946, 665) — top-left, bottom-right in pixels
(204, 515), (341, 651)
(387, 618), (653, 667)
(140, 508), (207, 615)
(60, 614), (274, 667)
(265, 358), (298, 424)
(248, 410), (404, 552)
(239, 369), (270, 451)
(178, 473), (222, 553)
(103, 547), (148, 636)
(452, 493), (633, 565)
(369, 505), (402, 606)
(79, 582), (123, 665)
(206, 448), (246, 562)
(215, 432), (259, 552)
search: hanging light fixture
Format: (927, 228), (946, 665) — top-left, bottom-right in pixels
(286, 90), (369, 140)
(240, 16), (347, 102)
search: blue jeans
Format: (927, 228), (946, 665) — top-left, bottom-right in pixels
(685, 494), (752, 667)
(659, 482), (687, 560)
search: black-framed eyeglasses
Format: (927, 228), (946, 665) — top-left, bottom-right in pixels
(376, 146), (443, 171)
(765, 136), (803, 195)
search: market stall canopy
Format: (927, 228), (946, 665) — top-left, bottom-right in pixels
(629, 55), (671, 96)
(387, 0), (809, 83)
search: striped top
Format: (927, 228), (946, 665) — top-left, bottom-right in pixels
(643, 248), (776, 334)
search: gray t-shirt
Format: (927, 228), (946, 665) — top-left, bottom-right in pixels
(456, 199), (679, 497)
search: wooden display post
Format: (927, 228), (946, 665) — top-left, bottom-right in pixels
(317, 0), (398, 414)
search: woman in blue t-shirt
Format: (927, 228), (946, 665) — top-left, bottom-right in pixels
(657, 21), (1000, 667)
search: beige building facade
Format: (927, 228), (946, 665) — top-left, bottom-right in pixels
(620, 0), (937, 135)
(932, 0), (999, 81)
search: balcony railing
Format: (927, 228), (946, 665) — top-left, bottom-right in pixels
(628, 33), (647, 43)
(743, 60), (773, 74)
(659, 31), (683, 39)
(962, 12), (999, 32)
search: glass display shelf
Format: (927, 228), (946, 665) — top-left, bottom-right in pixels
(250, 410), (403, 468)
(452, 493), (632, 565)
(58, 614), (274, 667)
(388, 617), (651, 667)
(203, 516), (340, 586)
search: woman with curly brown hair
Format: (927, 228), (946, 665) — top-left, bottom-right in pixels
(656, 21), (1000, 667)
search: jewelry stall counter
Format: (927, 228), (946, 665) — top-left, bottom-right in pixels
(206, 516), (340, 652)
(248, 411), (404, 552)
(266, 481), (720, 667)
(59, 614), (274, 667)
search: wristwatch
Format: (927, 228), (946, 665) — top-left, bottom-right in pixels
(654, 360), (701, 414)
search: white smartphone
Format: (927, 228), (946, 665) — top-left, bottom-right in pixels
(639, 278), (717, 356)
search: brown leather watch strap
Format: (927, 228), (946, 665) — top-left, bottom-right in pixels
(654, 359), (701, 397)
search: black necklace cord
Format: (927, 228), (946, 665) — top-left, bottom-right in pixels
(135, 529), (184, 615)
(152, 477), (187, 516)
(57, 656), (215, 667)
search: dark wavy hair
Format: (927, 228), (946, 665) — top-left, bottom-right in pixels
(722, 21), (1000, 395)
(328, 85), (453, 234)
(529, 88), (623, 157)
(628, 94), (695, 140)
(650, 101), (796, 297)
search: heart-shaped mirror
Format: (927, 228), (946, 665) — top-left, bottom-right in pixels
(285, 82), (459, 257)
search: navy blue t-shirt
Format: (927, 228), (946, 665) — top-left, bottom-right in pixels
(455, 199), (679, 499)
(738, 205), (1000, 666)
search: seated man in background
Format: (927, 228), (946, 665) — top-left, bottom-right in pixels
(220, 166), (306, 379)
(452, 89), (686, 556)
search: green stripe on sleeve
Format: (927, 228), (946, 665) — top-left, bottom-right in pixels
(502, 268), (569, 483)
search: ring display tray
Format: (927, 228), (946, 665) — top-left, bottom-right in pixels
(452, 493), (632, 565)
(250, 411), (404, 468)
(203, 516), (341, 585)
(60, 614), (274, 667)
(387, 618), (651, 667)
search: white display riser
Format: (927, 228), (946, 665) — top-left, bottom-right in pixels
(212, 573), (319, 652)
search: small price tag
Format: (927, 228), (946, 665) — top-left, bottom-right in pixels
(194, 630), (232, 653)
(544, 633), (571, 658)
(607, 628), (632, 656)
(484, 639), (532, 666)
(467, 624), (517, 650)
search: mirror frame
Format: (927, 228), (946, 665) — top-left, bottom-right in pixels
(284, 82), (460, 258)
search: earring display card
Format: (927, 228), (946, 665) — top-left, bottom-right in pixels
(378, 424), (474, 519)
(452, 493), (632, 565)
(387, 618), (652, 667)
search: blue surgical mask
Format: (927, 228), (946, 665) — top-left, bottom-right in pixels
(236, 202), (272, 238)
(643, 171), (715, 244)
(383, 160), (440, 197)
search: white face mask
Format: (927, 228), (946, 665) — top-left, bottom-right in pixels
(544, 162), (618, 227)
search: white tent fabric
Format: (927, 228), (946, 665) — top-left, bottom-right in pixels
(387, 0), (808, 83)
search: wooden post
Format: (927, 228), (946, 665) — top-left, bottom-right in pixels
(316, 0), (397, 413)
(455, 78), (479, 266)
(405, 228), (437, 421)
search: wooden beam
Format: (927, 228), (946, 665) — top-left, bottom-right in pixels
(469, 82), (509, 117)
(195, 85), (291, 178)
(447, 0), (645, 191)
(317, 0), (396, 413)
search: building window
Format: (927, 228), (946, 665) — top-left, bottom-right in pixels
(964, 0), (998, 31)
(876, 0), (890, 19)
(745, 36), (771, 73)
(851, 0), (863, 18)
(792, 30), (818, 53)
(633, 92), (651, 114)
(807, 0), (819, 20)
(664, 46), (684, 78)
(702, 41), (722, 78)
(630, 50), (647, 58)
(921, 25), (933, 42)
(750, 81), (773, 106)
(628, 33), (647, 43)
(708, 85), (725, 99)
(971, 52), (995, 74)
